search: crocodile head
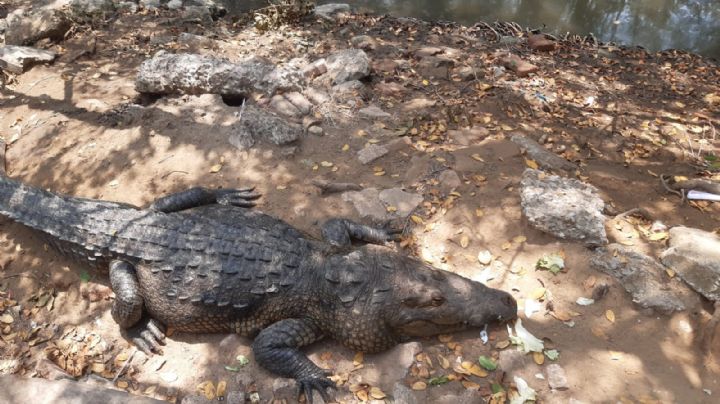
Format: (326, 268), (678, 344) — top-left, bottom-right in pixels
(385, 257), (517, 338)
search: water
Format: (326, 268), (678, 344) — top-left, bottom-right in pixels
(225, 0), (720, 59)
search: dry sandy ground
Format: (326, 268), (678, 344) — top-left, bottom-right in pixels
(1, 4), (720, 404)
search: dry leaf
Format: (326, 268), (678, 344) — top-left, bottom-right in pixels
(495, 340), (511, 349)
(525, 159), (539, 169)
(117, 380), (129, 389)
(469, 364), (488, 377)
(198, 381), (216, 400)
(438, 334), (453, 343)
(605, 310), (616, 323)
(501, 241), (512, 250)
(513, 235), (527, 243)
(355, 389), (369, 401)
(471, 153), (485, 162)
(460, 235), (470, 248)
(353, 352), (364, 366)
(210, 164), (223, 173)
(583, 276), (597, 289)
(410, 215), (424, 224)
(369, 387), (386, 399)
(530, 287), (546, 300)
(0, 314), (13, 324)
(475, 208), (484, 217)
(320, 161), (334, 167)
(216, 381), (227, 398)
(533, 352), (545, 365)
(551, 310), (572, 322)
(665, 268), (676, 278)
(411, 381), (427, 390)
(342, 144), (350, 151)
(462, 380), (481, 390)
(438, 355), (450, 369)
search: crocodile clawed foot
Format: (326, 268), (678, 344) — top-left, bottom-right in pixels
(131, 318), (166, 355)
(216, 188), (262, 208)
(298, 374), (336, 404)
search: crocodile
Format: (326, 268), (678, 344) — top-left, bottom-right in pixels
(0, 175), (517, 402)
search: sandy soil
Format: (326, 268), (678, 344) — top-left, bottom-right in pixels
(1, 4), (720, 404)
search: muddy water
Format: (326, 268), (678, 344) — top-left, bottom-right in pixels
(226, 0), (720, 58)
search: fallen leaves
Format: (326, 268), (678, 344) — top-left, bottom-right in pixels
(536, 253), (566, 274)
(605, 309), (616, 323)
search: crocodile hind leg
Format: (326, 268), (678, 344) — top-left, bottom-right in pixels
(321, 218), (402, 248)
(252, 319), (335, 404)
(148, 186), (261, 213)
(109, 260), (166, 354)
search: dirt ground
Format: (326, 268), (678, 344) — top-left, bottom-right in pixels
(1, 3), (720, 404)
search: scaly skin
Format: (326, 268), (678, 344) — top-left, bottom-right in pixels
(0, 176), (517, 403)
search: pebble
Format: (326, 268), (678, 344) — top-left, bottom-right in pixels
(546, 364), (570, 390)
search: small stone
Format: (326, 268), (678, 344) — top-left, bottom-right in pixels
(501, 54), (539, 77)
(182, 6), (213, 25)
(272, 378), (296, 400)
(325, 49), (370, 85)
(546, 364), (569, 390)
(0, 46), (56, 74)
(70, 0), (116, 21)
(139, 0), (162, 10)
(375, 81), (405, 96)
(229, 104), (302, 148)
(235, 373), (256, 389)
(373, 59), (400, 74)
(520, 169), (607, 246)
(351, 35), (376, 50)
(342, 188), (387, 220)
(284, 92), (313, 115)
(332, 80), (364, 96)
(528, 34), (557, 52)
(661, 226), (720, 301)
(402, 97), (436, 111)
(498, 349), (531, 378)
(34, 359), (73, 381)
(303, 87), (330, 105)
(177, 33), (218, 49)
(302, 59), (327, 79)
(270, 94), (303, 118)
(379, 189), (423, 217)
(308, 126), (324, 136)
(456, 65), (482, 81)
(415, 46), (443, 58)
(166, 0), (183, 10)
(314, 3), (351, 21)
(499, 36), (522, 45)
(511, 134), (576, 173)
(438, 170), (462, 196)
(180, 394), (212, 404)
(359, 105), (391, 119)
(357, 144), (389, 164)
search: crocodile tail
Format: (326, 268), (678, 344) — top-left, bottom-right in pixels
(0, 175), (70, 233)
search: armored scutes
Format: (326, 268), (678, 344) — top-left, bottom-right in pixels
(0, 176), (517, 402)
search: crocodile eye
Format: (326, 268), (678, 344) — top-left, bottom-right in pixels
(431, 296), (445, 306)
(402, 297), (420, 307)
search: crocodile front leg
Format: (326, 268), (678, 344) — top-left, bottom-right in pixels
(109, 260), (166, 354)
(252, 319), (334, 403)
(148, 186), (261, 213)
(321, 218), (402, 247)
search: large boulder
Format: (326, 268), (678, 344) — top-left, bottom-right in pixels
(0, 46), (56, 74)
(229, 104), (302, 148)
(591, 244), (697, 313)
(661, 226), (720, 301)
(136, 51), (276, 96)
(70, 0), (116, 21)
(4, 8), (71, 46)
(511, 134), (577, 173)
(520, 169), (607, 246)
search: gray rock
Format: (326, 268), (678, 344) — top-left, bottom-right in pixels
(351, 35), (376, 50)
(359, 105), (391, 119)
(392, 382), (418, 404)
(167, 0), (183, 10)
(325, 49), (370, 85)
(140, 0), (162, 10)
(180, 395), (213, 404)
(661, 226), (720, 301)
(177, 33), (218, 49)
(270, 94), (303, 118)
(520, 169), (607, 246)
(308, 126), (324, 136)
(272, 378), (296, 401)
(136, 51), (276, 96)
(499, 36), (522, 45)
(546, 364), (570, 390)
(357, 144), (389, 165)
(357, 342), (422, 391)
(0, 375), (164, 403)
(314, 3), (351, 21)
(264, 59), (307, 94)
(304, 87), (330, 105)
(511, 134), (576, 173)
(235, 372), (255, 389)
(438, 170), (462, 196)
(230, 104), (302, 147)
(342, 188), (387, 220)
(70, 0), (116, 21)
(435, 391), (480, 404)
(302, 59), (327, 79)
(226, 391), (245, 404)
(456, 65), (482, 81)
(415, 46), (443, 58)
(34, 359), (73, 381)
(0, 46), (56, 74)
(332, 80), (364, 95)
(182, 6), (213, 25)
(379, 188), (423, 217)
(116, 1), (137, 13)
(591, 244), (693, 313)
(498, 349), (531, 378)
(284, 91), (313, 115)
(402, 97), (436, 111)
(4, 8), (71, 46)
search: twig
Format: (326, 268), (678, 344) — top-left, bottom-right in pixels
(25, 76), (55, 92)
(614, 208), (654, 221)
(311, 179), (363, 195)
(660, 174), (685, 200)
(161, 170), (189, 179)
(112, 348), (136, 383)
